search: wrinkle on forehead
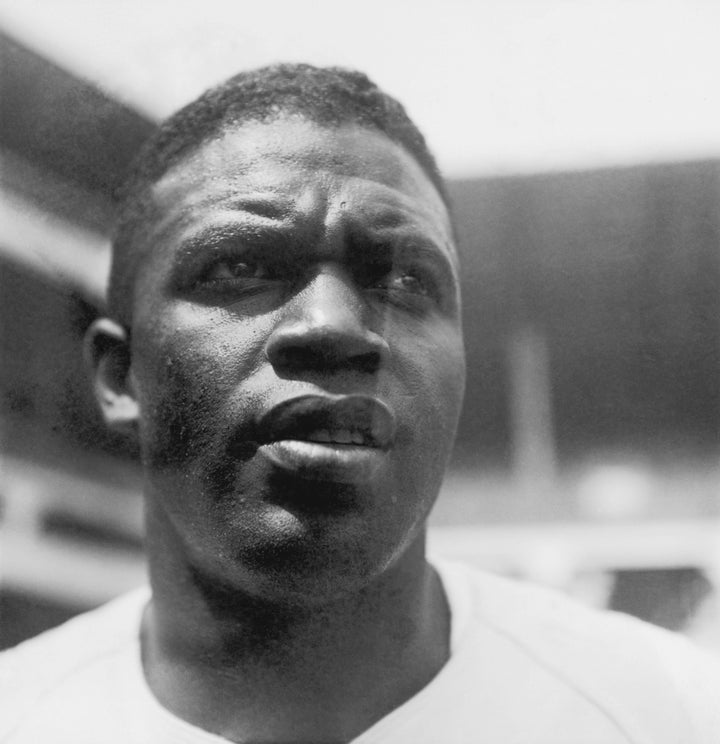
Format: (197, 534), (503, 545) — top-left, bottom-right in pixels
(153, 119), (445, 202)
(145, 119), (457, 265)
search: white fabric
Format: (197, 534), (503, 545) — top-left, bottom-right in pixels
(1, 561), (719, 743)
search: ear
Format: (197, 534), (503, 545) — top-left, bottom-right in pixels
(84, 318), (139, 433)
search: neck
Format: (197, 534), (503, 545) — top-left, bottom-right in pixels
(142, 534), (450, 744)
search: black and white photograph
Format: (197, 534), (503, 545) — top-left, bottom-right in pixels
(1, 1), (719, 741)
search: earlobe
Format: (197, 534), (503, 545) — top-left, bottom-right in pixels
(84, 317), (139, 433)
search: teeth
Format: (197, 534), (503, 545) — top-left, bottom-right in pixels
(306, 429), (368, 445)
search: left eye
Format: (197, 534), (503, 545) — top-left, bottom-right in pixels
(204, 258), (270, 281)
(386, 272), (428, 294)
(374, 268), (431, 297)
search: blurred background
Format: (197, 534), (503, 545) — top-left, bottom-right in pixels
(1, 0), (718, 651)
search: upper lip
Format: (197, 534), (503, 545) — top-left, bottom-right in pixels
(256, 395), (396, 449)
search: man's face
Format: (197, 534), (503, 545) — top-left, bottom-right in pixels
(125, 117), (465, 601)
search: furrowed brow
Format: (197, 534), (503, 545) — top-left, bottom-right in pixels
(356, 223), (459, 275)
(169, 223), (294, 272)
(222, 194), (298, 221)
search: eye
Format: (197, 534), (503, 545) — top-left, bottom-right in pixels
(385, 271), (429, 295)
(372, 266), (432, 298)
(364, 264), (440, 314)
(203, 257), (270, 282)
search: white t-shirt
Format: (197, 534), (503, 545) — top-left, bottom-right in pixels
(1, 561), (719, 743)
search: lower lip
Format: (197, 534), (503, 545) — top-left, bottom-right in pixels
(258, 440), (388, 483)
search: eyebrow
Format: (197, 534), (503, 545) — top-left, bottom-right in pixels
(352, 220), (459, 276)
(340, 191), (456, 255)
(151, 192), (298, 248)
(220, 194), (298, 221)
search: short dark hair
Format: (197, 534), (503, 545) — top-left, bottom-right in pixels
(109, 63), (450, 325)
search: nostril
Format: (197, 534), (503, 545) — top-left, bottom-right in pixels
(269, 344), (383, 374)
(272, 345), (326, 372)
(353, 351), (382, 374)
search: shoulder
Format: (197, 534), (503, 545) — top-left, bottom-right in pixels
(438, 560), (720, 742)
(0, 587), (149, 740)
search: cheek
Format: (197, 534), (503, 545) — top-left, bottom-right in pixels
(134, 350), (228, 470)
(129, 305), (269, 466)
(398, 322), (465, 420)
(386, 329), (464, 529)
(390, 321), (465, 477)
(132, 303), (266, 392)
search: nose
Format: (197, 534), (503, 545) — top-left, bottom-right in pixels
(265, 264), (390, 375)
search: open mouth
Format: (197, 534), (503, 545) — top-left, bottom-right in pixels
(257, 394), (395, 449)
(255, 395), (396, 482)
(305, 429), (372, 446)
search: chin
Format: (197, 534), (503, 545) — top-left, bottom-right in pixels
(191, 506), (424, 608)
(147, 446), (437, 605)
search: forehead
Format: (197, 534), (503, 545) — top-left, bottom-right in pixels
(147, 117), (455, 257)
